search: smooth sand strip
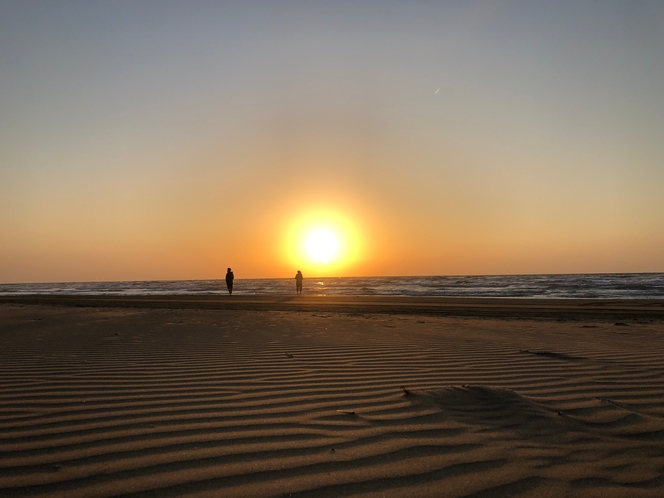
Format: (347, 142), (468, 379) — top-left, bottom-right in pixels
(1, 302), (663, 497)
(2, 295), (664, 321)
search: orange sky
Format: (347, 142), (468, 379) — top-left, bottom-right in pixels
(1, 2), (663, 283)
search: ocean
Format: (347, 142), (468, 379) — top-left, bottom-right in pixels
(1, 273), (663, 299)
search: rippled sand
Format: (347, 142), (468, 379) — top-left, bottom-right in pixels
(1, 301), (663, 497)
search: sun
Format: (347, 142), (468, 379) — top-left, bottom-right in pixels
(282, 208), (363, 274)
(305, 228), (340, 264)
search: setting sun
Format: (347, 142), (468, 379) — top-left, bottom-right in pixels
(305, 229), (340, 264)
(282, 209), (363, 275)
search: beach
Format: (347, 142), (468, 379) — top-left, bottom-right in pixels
(1, 297), (664, 497)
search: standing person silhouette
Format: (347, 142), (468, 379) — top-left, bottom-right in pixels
(225, 268), (234, 295)
(295, 270), (303, 295)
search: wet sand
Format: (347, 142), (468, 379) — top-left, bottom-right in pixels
(2, 294), (664, 321)
(1, 297), (663, 497)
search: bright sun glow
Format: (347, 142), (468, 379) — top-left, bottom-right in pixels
(282, 209), (363, 275)
(305, 229), (340, 264)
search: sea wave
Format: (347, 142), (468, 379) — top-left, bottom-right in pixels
(1, 273), (663, 298)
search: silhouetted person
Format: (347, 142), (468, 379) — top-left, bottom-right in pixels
(226, 268), (234, 295)
(295, 270), (303, 294)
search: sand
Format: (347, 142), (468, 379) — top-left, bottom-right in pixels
(1, 297), (664, 497)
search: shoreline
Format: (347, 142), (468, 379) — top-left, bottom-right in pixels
(2, 294), (664, 321)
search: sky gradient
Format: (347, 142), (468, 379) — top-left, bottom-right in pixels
(1, 1), (663, 282)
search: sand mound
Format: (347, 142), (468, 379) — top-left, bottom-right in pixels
(407, 385), (664, 448)
(412, 386), (563, 435)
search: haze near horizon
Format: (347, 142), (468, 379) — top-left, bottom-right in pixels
(1, 1), (663, 283)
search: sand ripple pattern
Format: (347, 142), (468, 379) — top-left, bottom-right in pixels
(1, 306), (664, 497)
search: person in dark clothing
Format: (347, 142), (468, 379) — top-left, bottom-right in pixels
(225, 268), (234, 295)
(295, 270), (303, 295)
